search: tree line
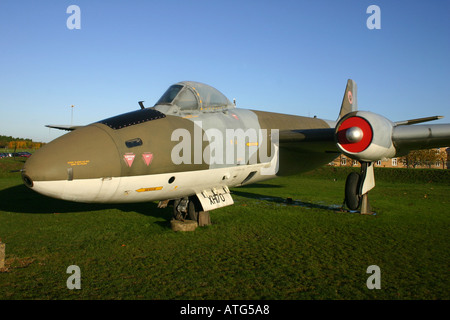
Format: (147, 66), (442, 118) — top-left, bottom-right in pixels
(0, 135), (45, 150)
(401, 148), (448, 169)
(335, 147), (449, 169)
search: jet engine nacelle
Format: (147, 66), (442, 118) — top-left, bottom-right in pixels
(335, 111), (396, 162)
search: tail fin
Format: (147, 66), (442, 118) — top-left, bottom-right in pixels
(338, 79), (358, 120)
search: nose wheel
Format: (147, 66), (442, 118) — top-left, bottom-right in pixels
(173, 196), (202, 222)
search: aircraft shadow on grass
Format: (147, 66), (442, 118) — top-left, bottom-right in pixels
(0, 182), (345, 225)
(0, 184), (171, 221)
(230, 189), (345, 212)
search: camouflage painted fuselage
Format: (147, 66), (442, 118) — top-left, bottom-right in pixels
(23, 81), (339, 203)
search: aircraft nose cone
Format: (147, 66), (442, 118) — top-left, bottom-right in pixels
(345, 126), (364, 143)
(23, 125), (121, 199)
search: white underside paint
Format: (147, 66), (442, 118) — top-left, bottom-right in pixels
(32, 162), (277, 204)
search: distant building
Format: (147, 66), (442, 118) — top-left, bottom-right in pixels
(329, 147), (449, 169)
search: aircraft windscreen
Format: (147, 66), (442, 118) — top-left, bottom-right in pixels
(154, 81), (234, 111)
(155, 85), (183, 105)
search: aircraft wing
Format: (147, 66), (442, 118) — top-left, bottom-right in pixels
(279, 128), (335, 143)
(392, 123), (450, 156)
(314, 79), (450, 161)
(278, 120), (450, 159)
(45, 124), (83, 131)
(278, 128), (338, 153)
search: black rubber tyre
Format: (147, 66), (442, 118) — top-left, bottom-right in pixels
(187, 196), (201, 222)
(345, 172), (361, 210)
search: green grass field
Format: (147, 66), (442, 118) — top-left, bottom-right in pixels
(0, 158), (449, 300)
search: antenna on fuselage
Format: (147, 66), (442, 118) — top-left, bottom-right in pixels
(70, 105), (74, 125)
(138, 101), (145, 109)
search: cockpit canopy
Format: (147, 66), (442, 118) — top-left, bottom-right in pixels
(154, 81), (235, 113)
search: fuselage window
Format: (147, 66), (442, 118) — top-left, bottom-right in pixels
(125, 138), (143, 148)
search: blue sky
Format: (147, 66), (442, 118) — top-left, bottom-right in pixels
(1, 0), (449, 143)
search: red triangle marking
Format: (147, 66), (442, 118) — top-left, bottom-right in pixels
(123, 153), (135, 167)
(142, 153), (153, 166)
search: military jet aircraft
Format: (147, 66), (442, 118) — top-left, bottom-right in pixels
(22, 80), (450, 221)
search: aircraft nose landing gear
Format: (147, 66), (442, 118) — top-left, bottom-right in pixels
(344, 161), (375, 215)
(173, 196), (211, 226)
(173, 197), (200, 221)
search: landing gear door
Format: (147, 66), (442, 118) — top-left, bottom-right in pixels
(196, 186), (234, 211)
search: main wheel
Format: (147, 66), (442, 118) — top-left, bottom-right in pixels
(345, 172), (361, 210)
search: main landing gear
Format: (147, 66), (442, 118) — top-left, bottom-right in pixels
(344, 161), (375, 215)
